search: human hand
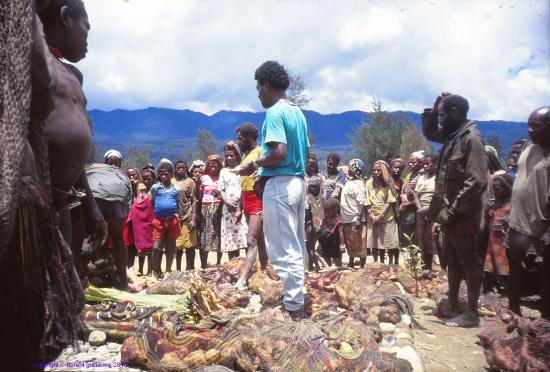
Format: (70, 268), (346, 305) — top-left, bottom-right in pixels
(433, 91), (451, 111)
(339, 244), (346, 254)
(239, 161), (257, 176)
(235, 209), (243, 224)
(84, 208), (108, 245)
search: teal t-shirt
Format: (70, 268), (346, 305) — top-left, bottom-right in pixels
(258, 99), (309, 177)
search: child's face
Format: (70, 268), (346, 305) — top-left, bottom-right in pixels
(192, 167), (203, 180)
(126, 168), (140, 185)
(391, 163), (403, 178)
(142, 173), (154, 189)
(492, 178), (509, 200)
(306, 159), (317, 175)
(372, 164), (382, 180)
(423, 159), (436, 174)
(325, 206), (338, 218)
(158, 169), (172, 185)
(308, 184), (321, 197)
(175, 164), (187, 178)
(207, 161), (221, 177)
(225, 150), (237, 167)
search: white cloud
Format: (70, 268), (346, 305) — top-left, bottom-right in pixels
(79, 0), (549, 121)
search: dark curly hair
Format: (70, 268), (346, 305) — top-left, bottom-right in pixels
(174, 159), (188, 167)
(442, 94), (469, 118)
(327, 152), (341, 165)
(254, 61), (290, 90)
(38, 0), (86, 26)
(236, 122), (259, 140)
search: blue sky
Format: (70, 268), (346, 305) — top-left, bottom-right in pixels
(80, 0), (549, 121)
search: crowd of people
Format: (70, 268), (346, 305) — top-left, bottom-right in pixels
(1, 0), (548, 368)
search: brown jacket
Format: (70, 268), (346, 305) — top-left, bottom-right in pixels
(422, 110), (488, 227)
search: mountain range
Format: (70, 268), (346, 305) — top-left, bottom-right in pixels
(88, 107), (528, 161)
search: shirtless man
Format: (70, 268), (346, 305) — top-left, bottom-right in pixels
(39, 0), (105, 243)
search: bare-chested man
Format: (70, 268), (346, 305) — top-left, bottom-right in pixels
(40, 0), (106, 243)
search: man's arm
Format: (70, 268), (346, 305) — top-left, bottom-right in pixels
(450, 134), (489, 217)
(240, 142), (287, 176)
(422, 93), (450, 144)
(74, 171), (107, 243)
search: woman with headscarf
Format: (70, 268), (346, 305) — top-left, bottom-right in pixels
(365, 160), (400, 264)
(413, 154), (439, 271)
(198, 155), (223, 267)
(340, 159), (367, 268)
(219, 141), (248, 261)
(400, 151), (424, 245)
(483, 172), (513, 293)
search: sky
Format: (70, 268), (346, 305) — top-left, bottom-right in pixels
(80, 0), (549, 121)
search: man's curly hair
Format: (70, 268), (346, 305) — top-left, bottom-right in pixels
(236, 122), (259, 140)
(38, 0), (86, 26)
(254, 61), (290, 90)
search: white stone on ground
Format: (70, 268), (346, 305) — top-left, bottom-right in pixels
(88, 330), (107, 346)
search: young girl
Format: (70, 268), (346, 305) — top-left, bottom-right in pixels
(127, 170), (154, 276)
(198, 155), (223, 267)
(340, 159), (367, 268)
(483, 172), (513, 293)
(172, 159), (198, 271)
(150, 161), (182, 278)
(317, 198), (345, 267)
(305, 175), (324, 271)
(219, 142), (248, 261)
(365, 160), (400, 264)
(414, 154), (438, 271)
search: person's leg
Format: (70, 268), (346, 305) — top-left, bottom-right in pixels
(199, 250), (209, 269)
(393, 249), (400, 265)
(165, 238), (176, 273)
(334, 256), (342, 267)
(359, 257), (366, 268)
(236, 214), (259, 289)
(379, 249), (386, 264)
(442, 231), (462, 318)
(372, 248), (378, 262)
(388, 249), (394, 265)
(216, 251), (223, 265)
(185, 248), (196, 270)
(423, 254), (433, 271)
(506, 229), (527, 315)
(138, 255), (145, 275)
(127, 244), (136, 269)
(145, 254), (152, 276)
(110, 217), (129, 291)
(176, 250), (183, 271)
(446, 233), (483, 327)
(263, 176), (306, 315)
(541, 241), (550, 320)
(152, 240), (163, 278)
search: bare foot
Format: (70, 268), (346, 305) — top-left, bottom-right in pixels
(265, 266), (280, 281)
(235, 280), (247, 291)
(445, 313), (480, 328)
(440, 302), (461, 319)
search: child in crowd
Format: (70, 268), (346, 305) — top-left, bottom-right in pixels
(365, 160), (400, 264)
(151, 160), (182, 278)
(340, 159), (367, 268)
(483, 172), (513, 293)
(172, 159), (198, 271)
(219, 142), (248, 261)
(199, 155), (223, 267)
(414, 154), (438, 271)
(317, 198), (345, 267)
(305, 175), (324, 271)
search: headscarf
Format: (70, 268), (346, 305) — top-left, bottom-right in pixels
(189, 160), (205, 177)
(410, 150), (424, 160)
(373, 160), (391, 186)
(206, 154), (223, 175)
(157, 158), (173, 172)
(223, 141), (242, 165)
(104, 149), (123, 161)
(347, 159), (366, 180)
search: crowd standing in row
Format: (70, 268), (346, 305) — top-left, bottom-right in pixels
(89, 98), (549, 326)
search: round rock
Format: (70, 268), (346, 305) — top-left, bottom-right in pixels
(88, 331), (107, 346)
(380, 322), (396, 334)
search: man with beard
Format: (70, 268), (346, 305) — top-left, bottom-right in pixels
(235, 122), (278, 289)
(422, 92), (488, 327)
(506, 107), (550, 319)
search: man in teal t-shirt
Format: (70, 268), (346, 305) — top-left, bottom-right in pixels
(240, 60), (309, 320)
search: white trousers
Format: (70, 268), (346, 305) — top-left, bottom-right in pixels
(262, 175), (306, 311)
